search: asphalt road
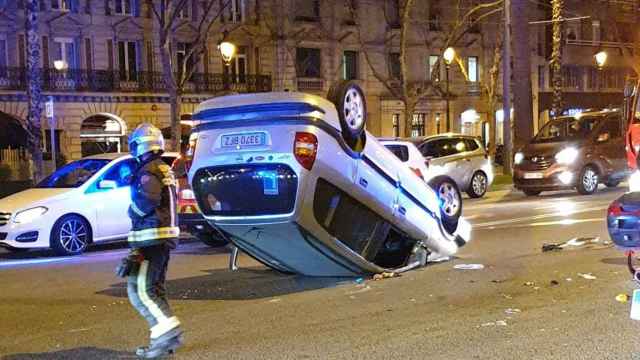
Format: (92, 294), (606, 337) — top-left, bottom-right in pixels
(1, 186), (639, 359)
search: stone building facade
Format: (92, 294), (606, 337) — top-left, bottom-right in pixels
(0, 0), (504, 165)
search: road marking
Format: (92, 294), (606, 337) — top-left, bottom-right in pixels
(0, 257), (72, 268)
(483, 217), (603, 230)
(472, 205), (607, 229)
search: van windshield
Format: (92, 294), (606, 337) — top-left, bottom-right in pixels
(533, 116), (600, 143)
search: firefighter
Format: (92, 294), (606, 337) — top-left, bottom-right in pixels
(116, 123), (183, 358)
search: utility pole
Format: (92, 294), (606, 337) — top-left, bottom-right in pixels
(512, 0), (534, 148)
(502, 0), (512, 175)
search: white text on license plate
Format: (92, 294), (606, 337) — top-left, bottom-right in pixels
(524, 172), (543, 179)
(221, 133), (266, 149)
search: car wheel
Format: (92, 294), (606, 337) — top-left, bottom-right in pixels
(577, 166), (599, 195)
(523, 189), (542, 196)
(328, 80), (367, 150)
(467, 171), (488, 198)
(428, 176), (462, 233)
(50, 215), (91, 256)
(197, 232), (229, 248)
(606, 179), (621, 188)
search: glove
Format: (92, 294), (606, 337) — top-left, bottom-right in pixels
(115, 251), (143, 278)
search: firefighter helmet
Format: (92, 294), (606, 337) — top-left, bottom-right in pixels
(128, 123), (165, 158)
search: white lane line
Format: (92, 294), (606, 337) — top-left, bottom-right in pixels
(0, 257), (73, 268)
(472, 205), (607, 228)
(482, 217), (603, 230)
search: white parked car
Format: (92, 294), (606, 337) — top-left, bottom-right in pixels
(379, 138), (462, 226)
(0, 152), (177, 255)
(188, 81), (471, 276)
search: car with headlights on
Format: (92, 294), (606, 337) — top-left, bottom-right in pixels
(513, 109), (627, 196)
(187, 81), (471, 277)
(0, 152), (177, 255)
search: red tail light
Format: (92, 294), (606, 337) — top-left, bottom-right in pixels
(294, 132), (318, 170)
(184, 132), (199, 172)
(410, 167), (424, 180)
(608, 201), (622, 217)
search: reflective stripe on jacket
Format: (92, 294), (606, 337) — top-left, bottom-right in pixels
(128, 155), (179, 249)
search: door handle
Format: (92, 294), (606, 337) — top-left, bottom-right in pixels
(359, 177), (368, 188)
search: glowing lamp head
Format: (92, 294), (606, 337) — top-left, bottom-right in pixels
(53, 60), (68, 71)
(219, 41), (236, 65)
(594, 51), (607, 69)
(443, 47), (456, 65)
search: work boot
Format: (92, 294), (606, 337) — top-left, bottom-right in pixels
(136, 328), (183, 358)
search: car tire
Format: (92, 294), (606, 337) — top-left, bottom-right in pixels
(428, 176), (462, 234)
(467, 171), (488, 198)
(523, 189), (542, 197)
(606, 179), (621, 188)
(197, 232), (229, 247)
(328, 80), (367, 150)
(577, 165), (599, 195)
(50, 214), (92, 256)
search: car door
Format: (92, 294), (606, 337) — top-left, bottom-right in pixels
(596, 116), (627, 175)
(85, 159), (136, 240)
(463, 138), (486, 184)
(421, 137), (470, 188)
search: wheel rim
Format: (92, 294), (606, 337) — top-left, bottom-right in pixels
(59, 219), (88, 253)
(582, 168), (598, 192)
(343, 88), (365, 131)
(438, 182), (460, 217)
(472, 173), (487, 196)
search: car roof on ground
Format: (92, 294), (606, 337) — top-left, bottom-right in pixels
(81, 152), (179, 161)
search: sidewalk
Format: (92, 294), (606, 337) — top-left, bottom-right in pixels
(490, 165), (514, 192)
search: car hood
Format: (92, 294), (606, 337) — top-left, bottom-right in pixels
(0, 188), (76, 213)
(521, 141), (583, 157)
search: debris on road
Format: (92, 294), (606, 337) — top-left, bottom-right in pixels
(373, 272), (400, 281)
(501, 293), (513, 300)
(453, 264), (485, 270)
(491, 279), (504, 284)
(354, 277), (365, 284)
(616, 294), (630, 303)
(505, 308), (521, 315)
(542, 237), (612, 253)
(566, 278), (573, 282)
(577, 273), (597, 280)
(481, 320), (508, 327)
(550, 280), (560, 286)
(524, 281), (536, 287)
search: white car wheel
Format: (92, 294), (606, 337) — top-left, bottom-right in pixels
(328, 80), (367, 150)
(428, 176), (462, 233)
(467, 171), (488, 198)
(51, 215), (91, 256)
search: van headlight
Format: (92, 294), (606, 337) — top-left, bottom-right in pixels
(555, 147), (579, 165)
(514, 152), (524, 165)
(14, 207), (48, 224)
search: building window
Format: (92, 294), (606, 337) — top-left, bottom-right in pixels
(53, 37), (77, 69)
(295, 0), (319, 21)
(296, 48), (321, 78)
(224, 46), (247, 83)
(538, 65), (545, 89)
(392, 113), (400, 137)
(435, 112), (442, 134)
(177, 42), (196, 79)
(411, 113), (425, 137)
(51, 0), (70, 11)
(559, 65), (583, 89)
(386, 0), (400, 28)
(117, 40), (137, 81)
(467, 56), (478, 82)
(389, 52), (401, 79)
(84, 38), (92, 71)
(0, 37), (6, 69)
(429, 55), (439, 81)
(178, 1), (190, 18)
(114, 0), (132, 15)
(223, 0), (245, 23)
(343, 50), (358, 80)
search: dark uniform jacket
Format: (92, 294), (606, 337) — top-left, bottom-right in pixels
(128, 155), (179, 249)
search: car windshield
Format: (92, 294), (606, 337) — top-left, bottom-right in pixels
(36, 159), (110, 188)
(533, 116), (600, 143)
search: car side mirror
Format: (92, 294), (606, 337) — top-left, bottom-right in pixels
(597, 132), (610, 143)
(98, 180), (117, 190)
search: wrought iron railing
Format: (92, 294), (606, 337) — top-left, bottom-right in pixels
(0, 67), (272, 94)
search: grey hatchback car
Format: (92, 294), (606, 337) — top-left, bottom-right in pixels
(408, 134), (494, 198)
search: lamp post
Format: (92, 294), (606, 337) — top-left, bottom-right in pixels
(594, 50), (607, 94)
(53, 60), (67, 71)
(443, 47), (455, 132)
(218, 31), (236, 91)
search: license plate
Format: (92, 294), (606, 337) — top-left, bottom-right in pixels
(524, 172), (543, 179)
(221, 132), (266, 149)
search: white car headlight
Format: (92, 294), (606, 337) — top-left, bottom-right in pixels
(514, 152), (524, 165)
(14, 207), (48, 224)
(555, 147), (579, 165)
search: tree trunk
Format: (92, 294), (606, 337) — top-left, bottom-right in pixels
(159, 34), (182, 152)
(550, 0), (563, 116)
(403, 100), (417, 138)
(511, 0), (534, 148)
(488, 99), (497, 157)
(25, 0), (44, 182)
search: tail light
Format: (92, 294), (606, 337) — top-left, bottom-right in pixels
(294, 132), (318, 170)
(184, 132), (199, 172)
(410, 167), (424, 180)
(608, 201), (622, 217)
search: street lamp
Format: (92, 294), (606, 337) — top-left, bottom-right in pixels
(53, 60), (68, 71)
(443, 47), (455, 132)
(594, 50), (607, 70)
(218, 31), (236, 91)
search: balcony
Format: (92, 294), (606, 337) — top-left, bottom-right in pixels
(0, 67), (272, 94)
(297, 78), (324, 92)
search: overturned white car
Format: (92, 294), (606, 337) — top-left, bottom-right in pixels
(188, 82), (471, 276)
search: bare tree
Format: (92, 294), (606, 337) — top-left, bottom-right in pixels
(146, 0), (232, 151)
(25, 0), (44, 181)
(550, 0), (563, 116)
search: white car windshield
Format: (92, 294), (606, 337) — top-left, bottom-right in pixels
(36, 159), (110, 188)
